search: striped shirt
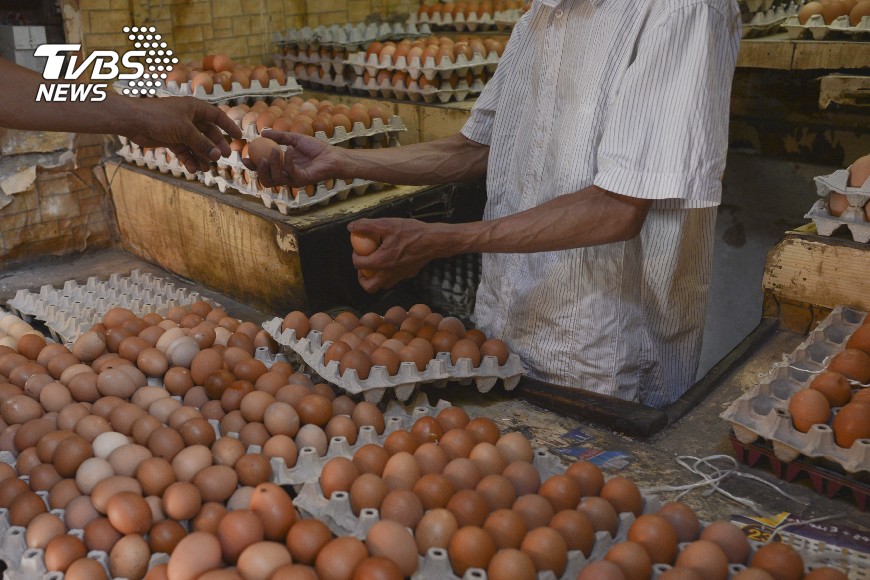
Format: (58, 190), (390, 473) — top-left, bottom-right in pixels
(461, 0), (740, 407)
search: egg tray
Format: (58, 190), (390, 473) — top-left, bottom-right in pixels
(814, 168), (870, 205)
(116, 137), (197, 181)
(277, 55), (350, 85)
(350, 76), (484, 104)
(408, 11), (503, 33)
(739, 0), (781, 14)
(237, 113), (407, 147)
(492, 9), (525, 31)
(731, 434), (870, 515)
(345, 50), (499, 82)
(5, 270), (220, 346)
(262, 317), (525, 404)
(202, 153), (384, 215)
(740, 3), (801, 38)
(412, 254), (481, 322)
(804, 199), (870, 244)
(784, 13), (870, 40)
(720, 305), (870, 474)
(155, 77), (303, 105)
(272, 21), (431, 52)
(296, 71), (353, 93)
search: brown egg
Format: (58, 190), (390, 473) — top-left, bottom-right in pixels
(450, 339), (481, 366)
(440, 428), (477, 459)
(167, 532), (223, 580)
(416, 508), (459, 555)
(578, 496), (619, 535)
(296, 394), (332, 427)
(296, 424), (328, 456)
(150, 519), (186, 554)
(380, 489), (424, 529)
(519, 526), (568, 575)
(29, 462), (62, 491)
(353, 443), (390, 476)
(382, 430), (417, 456)
(539, 473), (582, 512)
(600, 476), (644, 515)
(235, 453), (272, 487)
(263, 434), (298, 468)
(325, 415), (357, 445)
(321, 457), (360, 499)
(84, 516), (122, 552)
(448, 526), (496, 576)
(675, 539), (730, 580)
(445, 488), (487, 527)
(502, 460), (541, 496)
(25, 512), (66, 549)
(628, 514), (678, 564)
(828, 349), (870, 383)
(750, 542), (804, 580)
(346, 472), (386, 515)
(181, 417), (217, 447)
(605, 541), (653, 580)
(803, 568), (849, 580)
(565, 460), (605, 496)
(443, 457), (482, 491)
(147, 427), (185, 462)
(364, 520), (418, 576)
(106, 491), (153, 534)
(217, 509), (264, 563)
(109, 533), (151, 580)
(194, 464), (238, 502)
(512, 493), (554, 531)
(414, 442), (449, 475)
(550, 509), (595, 555)
(809, 371), (853, 407)
(382, 451), (421, 491)
(495, 432), (533, 464)
(832, 402), (870, 447)
(465, 417), (500, 445)
(250, 482), (298, 541)
(282, 311), (310, 337)
(48, 478), (80, 509)
(276, 520), (329, 568)
(164, 367), (194, 396)
(191, 349), (224, 384)
(789, 389), (831, 432)
(658, 501), (702, 543)
(54, 434), (93, 477)
(65, 557), (110, 580)
(339, 350), (372, 380)
(63, 495), (99, 529)
(480, 338), (510, 366)
(45, 535), (88, 572)
(192, 502), (227, 534)
(700, 521), (750, 564)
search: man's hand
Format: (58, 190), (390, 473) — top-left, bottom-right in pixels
(124, 96), (242, 173)
(349, 218), (442, 293)
(244, 131), (346, 188)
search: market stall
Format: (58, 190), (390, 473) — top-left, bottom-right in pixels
(0, 0), (869, 578)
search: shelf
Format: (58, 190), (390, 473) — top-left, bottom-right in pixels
(739, 34), (870, 71)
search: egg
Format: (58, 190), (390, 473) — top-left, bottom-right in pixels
(167, 532), (223, 580)
(627, 513), (678, 564)
(520, 526), (568, 575)
(383, 429), (418, 455)
(109, 533), (151, 580)
(600, 476), (644, 516)
(365, 520), (418, 576)
(353, 443), (390, 476)
(700, 520), (750, 564)
(65, 557), (109, 580)
(576, 560), (629, 580)
(831, 401), (870, 447)
(106, 491), (152, 535)
(675, 539), (730, 580)
(539, 473), (582, 512)
(846, 324), (870, 355)
(809, 371), (852, 407)
(605, 540), (653, 580)
(466, 416), (501, 444)
(25, 512), (67, 549)
(804, 568), (849, 580)
(217, 509), (265, 563)
(828, 349), (870, 383)
(193, 502), (227, 534)
(657, 501), (701, 542)
(448, 526), (496, 576)
(578, 496), (619, 535)
(321, 457), (360, 499)
(380, 489), (424, 528)
(45, 535), (88, 572)
(314, 537), (368, 580)
(750, 542), (804, 580)
(799, 1), (825, 23)
(237, 541), (293, 580)
(476, 474), (516, 510)
(501, 460), (541, 496)
(296, 424), (328, 456)
(250, 482), (298, 541)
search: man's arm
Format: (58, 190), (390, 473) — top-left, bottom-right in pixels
(349, 185), (651, 292)
(0, 58), (241, 172)
(252, 131), (490, 188)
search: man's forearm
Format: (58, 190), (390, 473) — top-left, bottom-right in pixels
(432, 185), (651, 256)
(338, 133), (489, 186)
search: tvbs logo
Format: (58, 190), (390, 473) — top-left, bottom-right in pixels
(34, 26), (177, 102)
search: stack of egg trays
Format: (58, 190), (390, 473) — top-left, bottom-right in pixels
(409, 10), (501, 32)
(351, 75), (484, 104)
(414, 254), (481, 322)
(202, 152), (382, 215)
(273, 21), (430, 53)
(116, 136), (197, 180)
(345, 50), (500, 85)
(262, 317), (525, 404)
(720, 305), (870, 474)
(804, 168), (870, 243)
(784, 12), (870, 39)
(288, 65), (352, 93)
(238, 114), (407, 146)
(155, 77), (302, 105)
(5, 270), (221, 346)
(741, 2), (802, 38)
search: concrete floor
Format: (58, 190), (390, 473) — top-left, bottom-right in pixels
(697, 152), (837, 377)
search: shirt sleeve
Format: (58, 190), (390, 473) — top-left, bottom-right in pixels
(460, 13), (531, 146)
(593, 2), (739, 207)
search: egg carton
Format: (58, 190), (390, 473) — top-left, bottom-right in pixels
(202, 153), (383, 214)
(262, 317), (525, 404)
(352, 76), (484, 104)
(814, 167), (870, 205)
(5, 270), (220, 346)
(116, 137), (198, 180)
(784, 13), (870, 40)
(345, 50), (499, 82)
(237, 114), (406, 147)
(721, 305), (870, 473)
(273, 21), (431, 52)
(740, 3), (800, 38)
(154, 77), (303, 105)
(804, 199), (870, 243)
(409, 11), (500, 32)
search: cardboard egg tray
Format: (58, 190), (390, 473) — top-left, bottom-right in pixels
(292, 67), (353, 93)
(116, 137), (197, 180)
(720, 305), (870, 474)
(155, 77), (303, 105)
(273, 21), (431, 52)
(262, 317), (525, 404)
(784, 13), (870, 40)
(493, 9), (525, 31)
(5, 270), (220, 346)
(741, 3), (801, 38)
(351, 76), (484, 104)
(202, 152), (384, 214)
(237, 114), (406, 147)
(413, 254), (481, 321)
(409, 11), (503, 32)
(803, 169), (870, 243)
(814, 168), (870, 205)
(345, 50), (499, 82)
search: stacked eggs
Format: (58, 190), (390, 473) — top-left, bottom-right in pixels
(788, 317), (870, 447)
(826, 154), (870, 223)
(361, 34), (504, 68)
(164, 54), (289, 97)
(280, 304), (511, 382)
(416, 0), (530, 28)
(799, 0), (870, 25)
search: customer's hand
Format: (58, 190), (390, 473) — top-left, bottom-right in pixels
(125, 96), (242, 173)
(244, 131), (346, 188)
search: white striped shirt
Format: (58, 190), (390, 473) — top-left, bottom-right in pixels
(461, 0), (740, 407)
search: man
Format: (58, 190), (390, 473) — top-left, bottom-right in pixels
(1, 58), (241, 171)
(254, 0), (741, 407)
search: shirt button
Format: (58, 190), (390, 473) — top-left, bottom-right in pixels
(555, 9), (564, 17)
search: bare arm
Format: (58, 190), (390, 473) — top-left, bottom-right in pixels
(253, 131), (489, 187)
(0, 58), (241, 171)
(350, 185), (652, 292)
